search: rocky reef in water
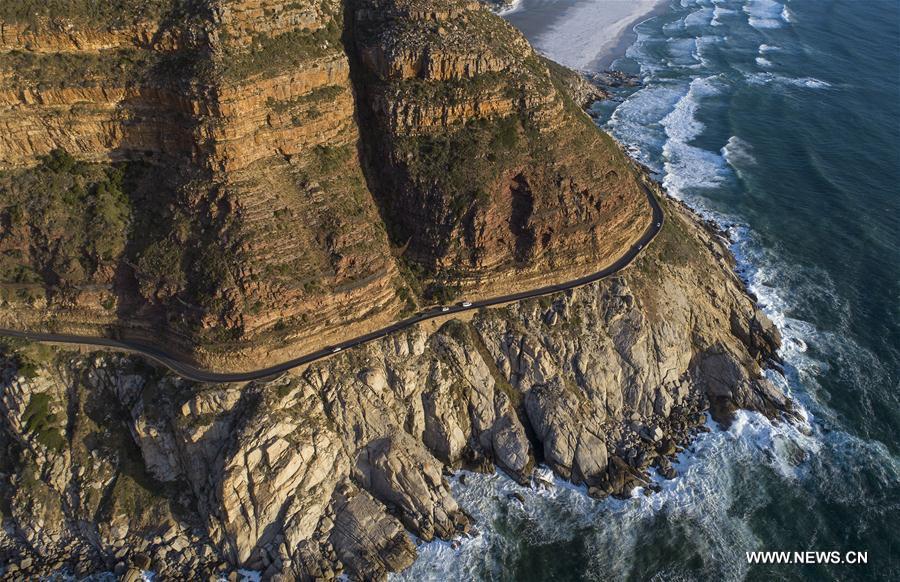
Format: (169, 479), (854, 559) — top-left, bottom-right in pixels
(0, 187), (792, 580)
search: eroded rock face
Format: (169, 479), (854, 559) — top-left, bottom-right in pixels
(0, 0), (404, 373)
(348, 0), (649, 283)
(0, 197), (792, 580)
(0, 0), (645, 373)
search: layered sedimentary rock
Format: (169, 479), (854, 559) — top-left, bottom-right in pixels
(348, 0), (648, 290)
(0, 196), (792, 579)
(0, 1), (399, 368)
(0, 0), (649, 370)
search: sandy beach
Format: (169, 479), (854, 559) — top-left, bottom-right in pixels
(503, 0), (669, 70)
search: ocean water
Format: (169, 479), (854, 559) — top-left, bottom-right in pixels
(396, 1), (900, 580)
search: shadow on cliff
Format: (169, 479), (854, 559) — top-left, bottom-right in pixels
(340, 1), (422, 265)
(101, 3), (242, 362)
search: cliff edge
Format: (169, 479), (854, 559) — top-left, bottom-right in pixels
(0, 191), (792, 580)
(0, 0), (648, 370)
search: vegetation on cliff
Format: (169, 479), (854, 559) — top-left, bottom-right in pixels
(0, 0), (178, 25)
(348, 0), (649, 283)
(0, 0), (646, 370)
(0, 150), (131, 302)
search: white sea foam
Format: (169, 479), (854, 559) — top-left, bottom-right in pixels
(607, 82), (685, 171)
(685, 7), (715, 28)
(495, 0), (523, 16)
(694, 34), (722, 67)
(662, 77), (715, 142)
(781, 5), (796, 23)
(626, 30), (672, 75)
(711, 4), (736, 26)
(746, 72), (831, 89)
(214, 571), (260, 582)
(722, 135), (757, 171)
(755, 56), (773, 67)
(663, 18), (686, 35)
(799, 77), (831, 89)
(395, 402), (825, 582)
(727, 226), (894, 429)
(659, 76), (732, 198)
(743, 0), (787, 29)
(666, 37), (701, 66)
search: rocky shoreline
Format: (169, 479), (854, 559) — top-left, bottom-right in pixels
(0, 181), (794, 580)
(483, 0), (520, 13)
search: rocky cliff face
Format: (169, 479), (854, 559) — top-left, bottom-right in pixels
(0, 0), (647, 370)
(0, 0), (405, 370)
(348, 0), (647, 290)
(0, 193), (792, 580)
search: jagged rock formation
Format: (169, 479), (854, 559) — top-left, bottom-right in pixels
(0, 0), (646, 370)
(480, 0), (518, 12)
(0, 195), (792, 580)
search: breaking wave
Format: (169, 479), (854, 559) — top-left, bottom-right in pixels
(659, 77), (732, 198)
(722, 135), (757, 171)
(743, 0), (790, 29)
(745, 72), (832, 89)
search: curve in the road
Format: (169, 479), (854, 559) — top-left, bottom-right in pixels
(0, 185), (663, 383)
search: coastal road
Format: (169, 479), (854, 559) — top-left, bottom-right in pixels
(0, 184), (664, 383)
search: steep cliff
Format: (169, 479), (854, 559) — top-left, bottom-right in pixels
(0, 193), (792, 580)
(0, 0), (406, 370)
(0, 0), (648, 370)
(348, 0), (648, 294)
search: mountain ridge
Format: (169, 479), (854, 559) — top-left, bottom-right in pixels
(0, 0), (649, 372)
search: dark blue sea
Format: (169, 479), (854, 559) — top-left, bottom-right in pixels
(398, 1), (900, 580)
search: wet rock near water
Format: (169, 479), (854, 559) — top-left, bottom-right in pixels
(0, 191), (793, 580)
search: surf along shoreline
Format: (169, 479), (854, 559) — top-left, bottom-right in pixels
(502, 0), (670, 71)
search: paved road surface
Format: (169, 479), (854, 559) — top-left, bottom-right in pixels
(0, 185), (664, 383)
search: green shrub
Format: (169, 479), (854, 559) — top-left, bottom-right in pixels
(0, 149), (133, 290)
(222, 21), (343, 80)
(312, 145), (352, 174)
(22, 392), (66, 452)
(0, 1), (177, 26)
(135, 238), (186, 299)
(396, 114), (524, 225)
(0, 48), (155, 88)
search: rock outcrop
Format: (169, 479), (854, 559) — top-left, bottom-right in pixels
(0, 0), (648, 372)
(348, 0), (648, 289)
(0, 194), (792, 580)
